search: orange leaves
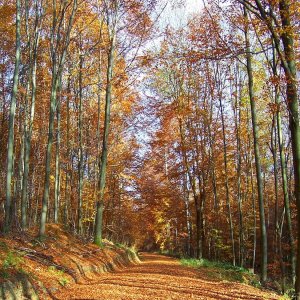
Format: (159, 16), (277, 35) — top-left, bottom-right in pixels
(124, 0), (153, 37)
(0, 3), (15, 53)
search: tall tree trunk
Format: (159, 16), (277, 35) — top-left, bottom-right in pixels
(249, 141), (257, 271)
(271, 116), (280, 256)
(94, 32), (115, 246)
(40, 77), (58, 236)
(5, 0), (21, 233)
(183, 173), (192, 257)
(274, 68), (296, 283)
(54, 100), (61, 223)
(21, 32), (39, 228)
(77, 52), (84, 235)
(250, 0), (299, 291)
(21, 0), (41, 229)
(277, 2), (298, 287)
(244, 7), (267, 282)
(64, 74), (71, 226)
(234, 76), (244, 267)
(39, 0), (77, 237)
(219, 95), (236, 266)
(179, 118), (199, 258)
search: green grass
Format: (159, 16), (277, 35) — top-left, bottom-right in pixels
(180, 258), (260, 287)
(0, 250), (26, 280)
(47, 266), (70, 286)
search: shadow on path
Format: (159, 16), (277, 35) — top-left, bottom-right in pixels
(54, 253), (278, 300)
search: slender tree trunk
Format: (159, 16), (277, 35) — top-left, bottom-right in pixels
(183, 173), (192, 257)
(219, 95), (236, 266)
(94, 33), (115, 246)
(207, 96), (219, 259)
(244, 7), (267, 282)
(21, 47), (38, 228)
(250, 0), (299, 292)
(77, 52), (84, 235)
(279, 209), (286, 293)
(64, 74), (71, 226)
(5, 0), (21, 233)
(195, 192), (204, 259)
(21, 0), (41, 230)
(276, 2), (298, 287)
(39, 0), (77, 237)
(179, 118), (199, 258)
(271, 116), (280, 256)
(250, 150), (257, 271)
(275, 78), (296, 283)
(18, 115), (24, 210)
(54, 100), (61, 223)
(40, 78), (58, 236)
(234, 81), (244, 267)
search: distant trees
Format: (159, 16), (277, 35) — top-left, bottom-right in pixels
(139, 0), (299, 294)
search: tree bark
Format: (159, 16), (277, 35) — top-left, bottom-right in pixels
(219, 93), (236, 266)
(54, 100), (61, 223)
(277, 0), (299, 290)
(244, 7), (267, 282)
(39, 0), (77, 237)
(77, 52), (84, 235)
(5, 0), (21, 233)
(94, 31), (115, 246)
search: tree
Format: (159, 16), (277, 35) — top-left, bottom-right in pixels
(237, 0), (299, 293)
(21, 0), (43, 229)
(4, 0), (21, 233)
(243, 6), (267, 283)
(39, 0), (78, 237)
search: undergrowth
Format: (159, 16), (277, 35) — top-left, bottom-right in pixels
(180, 258), (295, 299)
(48, 266), (69, 286)
(0, 243), (26, 280)
(180, 258), (260, 287)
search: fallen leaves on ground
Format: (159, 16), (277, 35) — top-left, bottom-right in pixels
(54, 253), (279, 300)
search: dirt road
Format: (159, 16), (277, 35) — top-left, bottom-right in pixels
(55, 253), (279, 300)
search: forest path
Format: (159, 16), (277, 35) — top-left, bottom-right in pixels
(54, 253), (278, 300)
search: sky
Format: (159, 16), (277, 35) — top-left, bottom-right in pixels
(159, 0), (204, 29)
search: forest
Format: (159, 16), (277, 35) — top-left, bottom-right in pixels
(0, 0), (299, 299)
